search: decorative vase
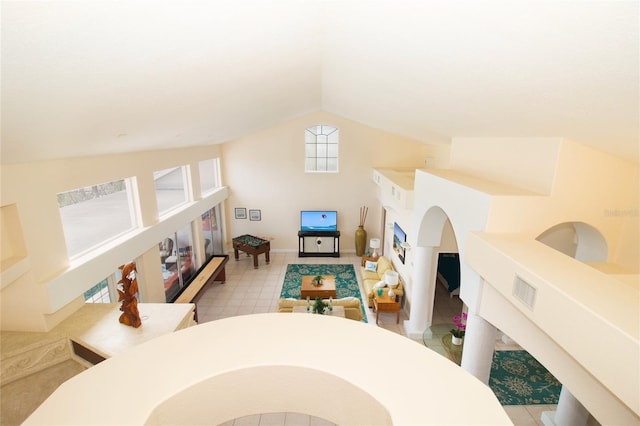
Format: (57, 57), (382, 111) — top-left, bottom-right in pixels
(388, 288), (395, 299)
(355, 225), (367, 256)
(451, 335), (463, 346)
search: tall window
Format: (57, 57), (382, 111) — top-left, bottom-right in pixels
(154, 166), (189, 216)
(201, 204), (223, 262)
(57, 179), (137, 258)
(305, 125), (339, 173)
(198, 158), (221, 195)
(160, 224), (195, 302)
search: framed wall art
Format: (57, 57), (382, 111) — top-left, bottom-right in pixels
(249, 209), (261, 221)
(235, 208), (247, 219)
(393, 222), (407, 264)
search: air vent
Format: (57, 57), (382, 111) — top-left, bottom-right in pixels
(513, 276), (537, 310)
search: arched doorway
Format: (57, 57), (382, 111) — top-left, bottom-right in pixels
(411, 206), (464, 337)
(432, 219), (462, 325)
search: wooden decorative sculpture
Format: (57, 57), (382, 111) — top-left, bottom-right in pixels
(118, 262), (142, 328)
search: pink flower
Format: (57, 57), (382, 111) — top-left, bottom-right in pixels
(451, 312), (467, 338)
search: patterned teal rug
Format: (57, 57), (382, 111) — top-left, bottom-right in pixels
(489, 350), (561, 405)
(281, 264), (367, 322)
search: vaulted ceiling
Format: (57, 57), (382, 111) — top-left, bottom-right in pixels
(2, 1), (638, 165)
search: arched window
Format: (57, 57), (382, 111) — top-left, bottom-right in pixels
(305, 125), (339, 173)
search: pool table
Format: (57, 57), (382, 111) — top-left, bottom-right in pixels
(232, 234), (270, 269)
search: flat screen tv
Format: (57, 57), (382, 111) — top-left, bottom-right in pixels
(300, 211), (337, 232)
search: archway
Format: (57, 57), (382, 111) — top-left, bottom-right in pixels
(536, 221), (608, 263)
(411, 206), (464, 337)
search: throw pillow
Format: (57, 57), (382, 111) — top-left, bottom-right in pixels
(373, 280), (385, 289)
(364, 260), (377, 272)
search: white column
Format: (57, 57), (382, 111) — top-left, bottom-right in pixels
(541, 387), (589, 426)
(460, 310), (497, 384)
(403, 246), (435, 339)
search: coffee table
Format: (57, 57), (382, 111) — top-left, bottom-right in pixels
(300, 275), (336, 299)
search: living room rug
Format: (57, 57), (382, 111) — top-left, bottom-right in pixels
(281, 264), (367, 322)
(489, 350), (562, 406)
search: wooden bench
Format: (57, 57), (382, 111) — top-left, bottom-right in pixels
(174, 255), (229, 322)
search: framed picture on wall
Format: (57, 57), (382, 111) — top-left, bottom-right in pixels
(393, 222), (406, 264)
(235, 208), (247, 219)
(249, 209), (261, 221)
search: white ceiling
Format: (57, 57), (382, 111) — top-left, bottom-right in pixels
(2, 0), (638, 165)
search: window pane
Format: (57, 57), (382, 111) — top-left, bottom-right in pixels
(58, 179), (136, 257)
(316, 158), (327, 171)
(176, 224), (195, 286)
(154, 166), (188, 216)
(199, 159), (219, 195)
(305, 158), (317, 171)
(327, 158), (338, 171)
(160, 224), (195, 302)
(323, 125), (337, 134)
(84, 279), (111, 303)
(201, 204), (223, 261)
(305, 144), (317, 157)
(305, 131), (316, 143)
(201, 212), (213, 263)
(304, 125), (338, 173)
(160, 235), (178, 301)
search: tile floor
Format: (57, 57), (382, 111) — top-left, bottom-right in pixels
(197, 252), (554, 426)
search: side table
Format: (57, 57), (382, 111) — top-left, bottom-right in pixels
(372, 292), (401, 325)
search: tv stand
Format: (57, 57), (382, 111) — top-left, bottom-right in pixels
(298, 231), (340, 257)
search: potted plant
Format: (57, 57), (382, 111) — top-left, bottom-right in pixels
(450, 312), (467, 345)
(313, 297), (329, 314)
(312, 275), (324, 286)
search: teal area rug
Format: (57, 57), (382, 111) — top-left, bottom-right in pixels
(489, 350), (561, 406)
(281, 264), (367, 322)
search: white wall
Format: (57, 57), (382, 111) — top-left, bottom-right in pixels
(220, 110), (428, 252)
(449, 137), (562, 194)
(446, 137), (639, 272)
(484, 140), (639, 272)
(426, 137), (640, 422)
(1, 145), (225, 332)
